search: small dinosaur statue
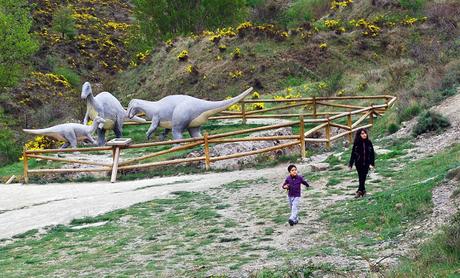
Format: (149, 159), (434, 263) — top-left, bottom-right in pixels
(127, 87), (253, 140)
(81, 82), (146, 146)
(23, 117), (106, 148)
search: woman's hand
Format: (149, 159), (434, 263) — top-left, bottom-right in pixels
(348, 166), (352, 171)
(370, 165), (375, 170)
(282, 184), (289, 190)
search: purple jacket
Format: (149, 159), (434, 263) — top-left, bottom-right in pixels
(283, 175), (309, 197)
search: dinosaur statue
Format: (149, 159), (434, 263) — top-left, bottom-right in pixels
(23, 117), (106, 148)
(81, 82), (146, 146)
(127, 87), (253, 140)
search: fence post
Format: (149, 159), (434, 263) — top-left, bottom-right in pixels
(312, 96), (317, 118)
(299, 115), (306, 159)
(347, 113), (353, 144)
(325, 117), (331, 149)
(204, 132), (211, 170)
(241, 102), (247, 125)
(23, 150), (29, 184)
(369, 105), (374, 126)
(110, 146), (121, 183)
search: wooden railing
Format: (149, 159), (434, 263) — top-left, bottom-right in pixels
(23, 95), (396, 183)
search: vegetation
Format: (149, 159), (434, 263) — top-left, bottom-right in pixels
(0, 0), (38, 88)
(51, 6), (77, 39)
(412, 110), (451, 136)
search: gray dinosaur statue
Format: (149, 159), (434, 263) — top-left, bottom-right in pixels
(23, 117), (106, 148)
(127, 87), (253, 140)
(81, 82), (146, 146)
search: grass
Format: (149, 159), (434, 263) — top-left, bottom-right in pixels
(322, 144), (460, 240)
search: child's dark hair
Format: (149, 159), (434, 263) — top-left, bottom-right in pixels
(287, 164), (296, 172)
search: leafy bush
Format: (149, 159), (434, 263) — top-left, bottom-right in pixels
(399, 0), (427, 12)
(52, 6), (77, 39)
(412, 110), (450, 136)
(0, 0), (38, 88)
(54, 67), (80, 88)
(0, 128), (21, 166)
(398, 102), (422, 123)
(280, 0), (330, 28)
(133, 0), (247, 45)
(387, 122), (400, 134)
(445, 212), (460, 253)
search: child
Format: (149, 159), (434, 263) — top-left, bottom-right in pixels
(281, 164), (310, 226)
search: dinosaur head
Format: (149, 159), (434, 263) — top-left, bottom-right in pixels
(127, 99), (141, 119)
(81, 82), (92, 99)
(94, 116), (106, 129)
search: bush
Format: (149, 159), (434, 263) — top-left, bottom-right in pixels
(398, 102), (422, 123)
(133, 0), (247, 45)
(387, 122), (400, 134)
(399, 0), (427, 12)
(52, 6), (77, 39)
(412, 110), (450, 136)
(54, 67), (80, 88)
(280, 0), (330, 28)
(0, 128), (21, 166)
(0, 0), (38, 88)
(445, 212), (460, 253)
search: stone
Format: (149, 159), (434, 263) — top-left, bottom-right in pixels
(310, 162), (330, 172)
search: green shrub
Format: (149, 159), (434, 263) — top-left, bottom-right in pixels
(0, 128), (21, 166)
(280, 0), (330, 28)
(54, 67), (80, 88)
(412, 111), (450, 136)
(445, 212), (460, 253)
(398, 102), (422, 123)
(0, 0), (38, 88)
(52, 6), (77, 39)
(387, 122), (400, 134)
(399, 0), (427, 12)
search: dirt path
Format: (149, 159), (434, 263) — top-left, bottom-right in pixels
(0, 153), (331, 240)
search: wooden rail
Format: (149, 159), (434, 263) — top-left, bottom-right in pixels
(23, 95), (396, 183)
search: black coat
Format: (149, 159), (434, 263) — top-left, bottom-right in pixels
(349, 139), (375, 168)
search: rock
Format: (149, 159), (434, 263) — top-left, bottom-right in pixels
(310, 162), (329, 172)
(187, 127), (300, 170)
(395, 203), (404, 210)
(446, 167), (460, 181)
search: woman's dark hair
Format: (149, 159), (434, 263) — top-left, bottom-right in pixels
(287, 164), (297, 172)
(353, 128), (369, 145)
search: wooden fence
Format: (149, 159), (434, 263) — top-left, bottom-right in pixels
(23, 95), (396, 183)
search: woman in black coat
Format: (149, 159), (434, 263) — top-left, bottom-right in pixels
(348, 128), (375, 198)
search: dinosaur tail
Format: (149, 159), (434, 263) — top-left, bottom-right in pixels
(23, 128), (53, 135)
(204, 87), (254, 113)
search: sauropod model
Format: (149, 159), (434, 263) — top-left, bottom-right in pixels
(81, 82), (146, 146)
(23, 117), (106, 148)
(127, 87), (253, 140)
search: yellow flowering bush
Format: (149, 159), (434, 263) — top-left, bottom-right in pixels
(237, 21), (253, 32)
(331, 0), (353, 9)
(218, 44), (227, 52)
(177, 50), (189, 61)
(229, 70), (243, 79)
(186, 64), (198, 75)
(251, 103), (265, 110)
(325, 19), (341, 29)
(20, 136), (59, 160)
(225, 96), (241, 111)
(319, 43), (328, 49)
(231, 47), (241, 59)
(251, 91), (260, 99)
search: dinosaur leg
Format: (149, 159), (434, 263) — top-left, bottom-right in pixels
(114, 122), (123, 138)
(64, 132), (78, 148)
(159, 128), (170, 141)
(97, 128), (106, 146)
(187, 127), (202, 138)
(146, 118), (160, 140)
(60, 142), (70, 149)
(86, 134), (97, 145)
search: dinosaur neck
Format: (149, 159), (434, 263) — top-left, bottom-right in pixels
(86, 93), (97, 106)
(88, 121), (99, 133)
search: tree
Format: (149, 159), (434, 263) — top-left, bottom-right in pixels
(133, 0), (247, 45)
(52, 5), (77, 39)
(0, 0), (38, 88)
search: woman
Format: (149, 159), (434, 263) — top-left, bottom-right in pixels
(348, 128), (375, 198)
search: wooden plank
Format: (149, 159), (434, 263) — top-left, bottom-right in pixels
(209, 141), (300, 162)
(244, 101), (312, 115)
(110, 147), (121, 183)
(27, 154), (112, 167)
(304, 123), (328, 137)
(128, 137), (204, 149)
(117, 156), (206, 171)
(208, 121), (299, 140)
(299, 116), (305, 159)
(120, 141), (203, 166)
(316, 101), (366, 110)
(208, 135), (299, 143)
(325, 121), (331, 149)
(204, 132), (210, 170)
(329, 122), (350, 130)
(28, 167), (111, 173)
(23, 151), (28, 184)
(304, 138), (328, 142)
(351, 111), (371, 128)
(26, 146), (112, 154)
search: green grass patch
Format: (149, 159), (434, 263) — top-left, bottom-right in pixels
(322, 144), (460, 240)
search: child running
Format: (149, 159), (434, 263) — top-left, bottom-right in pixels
(281, 164), (310, 226)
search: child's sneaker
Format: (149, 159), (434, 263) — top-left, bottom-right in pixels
(288, 219), (295, 226)
(293, 220), (299, 225)
(355, 191), (362, 198)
